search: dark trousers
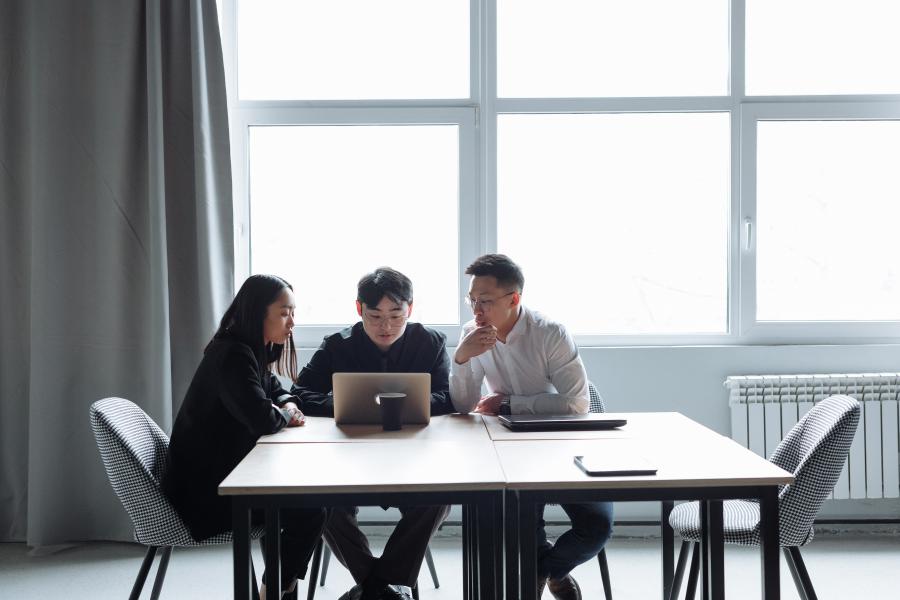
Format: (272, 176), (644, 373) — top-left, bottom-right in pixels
(537, 502), (614, 580)
(254, 507), (329, 587)
(323, 505), (451, 587)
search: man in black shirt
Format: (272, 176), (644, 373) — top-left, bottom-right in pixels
(292, 267), (452, 600)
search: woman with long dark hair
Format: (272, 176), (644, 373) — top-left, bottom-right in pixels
(163, 274), (326, 598)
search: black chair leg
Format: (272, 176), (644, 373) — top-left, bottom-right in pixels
(785, 546), (818, 600)
(412, 582), (420, 600)
(320, 542), (331, 586)
(783, 547), (808, 600)
(669, 541), (691, 600)
(148, 546), (172, 600)
(597, 548), (613, 600)
(683, 542), (700, 600)
(129, 546), (158, 600)
(252, 560), (260, 600)
(307, 539), (324, 599)
(424, 545), (440, 589)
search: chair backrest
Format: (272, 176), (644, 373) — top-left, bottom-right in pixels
(90, 397), (200, 546)
(768, 394), (860, 546)
(588, 381), (607, 413)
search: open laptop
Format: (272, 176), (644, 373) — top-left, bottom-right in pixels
(332, 372), (431, 425)
(498, 413), (627, 432)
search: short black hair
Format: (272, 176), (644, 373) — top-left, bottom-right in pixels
(465, 254), (524, 292)
(357, 267), (413, 308)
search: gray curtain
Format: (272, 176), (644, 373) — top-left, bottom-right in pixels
(0, 0), (234, 548)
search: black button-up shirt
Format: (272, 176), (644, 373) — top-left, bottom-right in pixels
(291, 321), (453, 417)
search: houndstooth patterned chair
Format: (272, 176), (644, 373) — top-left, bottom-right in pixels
(666, 394), (860, 600)
(588, 381), (607, 414)
(90, 397), (263, 600)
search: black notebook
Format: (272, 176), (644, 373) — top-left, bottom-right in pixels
(498, 413), (627, 432)
(574, 454), (658, 477)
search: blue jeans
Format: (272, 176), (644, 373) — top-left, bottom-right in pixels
(537, 501), (614, 580)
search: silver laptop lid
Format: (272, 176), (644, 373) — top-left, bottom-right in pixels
(332, 372), (431, 425)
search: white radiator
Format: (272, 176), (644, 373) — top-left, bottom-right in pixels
(725, 373), (900, 500)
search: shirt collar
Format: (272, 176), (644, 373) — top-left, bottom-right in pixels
(503, 305), (529, 345)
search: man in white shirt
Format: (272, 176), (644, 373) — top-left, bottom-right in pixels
(450, 254), (612, 600)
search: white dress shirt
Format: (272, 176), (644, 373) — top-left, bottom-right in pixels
(450, 305), (589, 415)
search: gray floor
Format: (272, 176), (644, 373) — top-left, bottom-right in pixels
(1, 528), (898, 599)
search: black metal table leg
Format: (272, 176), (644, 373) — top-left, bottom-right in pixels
(661, 500), (674, 600)
(504, 490), (519, 600)
(462, 504), (472, 600)
(265, 507), (282, 599)
(518, 492), (538, 600)
(760, 487), (781, 600)
(233, 499), (253, 600)
(477, 492), (500, 599)
(699, 500), (709, 600)
(493, 492), (504, 596)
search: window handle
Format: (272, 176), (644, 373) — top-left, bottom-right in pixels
(744, 217), (753, 251)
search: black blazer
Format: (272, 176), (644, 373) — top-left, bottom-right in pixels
(291, 322), (453, 417)
(163, 336), (292, 541)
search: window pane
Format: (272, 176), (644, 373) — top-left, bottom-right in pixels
(497, 113), (729, 335)
(747, 0), (900, 95)
(238, 0), (469, 100)
(757, 120), (900, 321)
(498, 0), (728, 98)
(249, 125), (459, 325)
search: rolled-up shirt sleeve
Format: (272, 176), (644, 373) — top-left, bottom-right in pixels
(450, 326), (486, 414)
(509, 325), (589, 415)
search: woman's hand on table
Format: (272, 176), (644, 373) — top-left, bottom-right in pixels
(282, 401), (305, 426)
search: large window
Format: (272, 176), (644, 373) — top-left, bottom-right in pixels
(220, 0), (900, 345)
(237, 0), (469, 100)
(497, 112), (729, 335)
(248, 123), (462, 325)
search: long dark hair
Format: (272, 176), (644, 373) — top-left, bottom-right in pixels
(208, 274), (298, 381)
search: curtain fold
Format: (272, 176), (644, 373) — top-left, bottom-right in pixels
(0, 0), (234, 547)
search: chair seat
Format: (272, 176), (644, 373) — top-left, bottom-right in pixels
(669, 500), (764, 547)
(136, 524), (266, 548)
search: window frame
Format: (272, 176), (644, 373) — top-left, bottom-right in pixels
(230, 107), (480, 346)
(219, 0), (900, 347)
(739, 100), (900, 344)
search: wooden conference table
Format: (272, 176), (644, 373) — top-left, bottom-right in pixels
(220, 413), (792, 600)
(221, 414), (504, 600)
(484, 413), (794, 600)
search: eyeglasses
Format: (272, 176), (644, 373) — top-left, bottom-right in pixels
(362, 311), (408, 328)
(464, 291), (516, 311)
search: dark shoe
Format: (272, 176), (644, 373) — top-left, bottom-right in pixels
(259, 579), (299, 600)
(547, 574), (582, 600)
(380, 585), (413, 600)
(338, 584), (364, 600)
(538, 576), (548, 598)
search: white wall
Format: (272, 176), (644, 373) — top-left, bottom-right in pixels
(297, 343), (900, 522)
